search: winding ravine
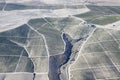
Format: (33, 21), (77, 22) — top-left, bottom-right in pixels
(48, 33), (73, 80)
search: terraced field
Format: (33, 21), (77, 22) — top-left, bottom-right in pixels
(0, 24), (49, 79)
(75, 5), (120, 25)
(70, 28), (120, 80)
